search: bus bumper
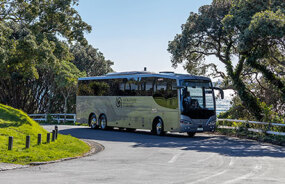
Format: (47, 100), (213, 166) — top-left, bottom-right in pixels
(179, 116), (216, 133)
(180, 123), (216, 133)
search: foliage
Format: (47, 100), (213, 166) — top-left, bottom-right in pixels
(55, 61), (84, 114)
(70, 43), (114, 77)
(223, 0), (285, 101)
(168, 0), (285, 120)
(168, 0), (264, 120)
(0, 0), (113, 113)
(0, 104), (89, 164)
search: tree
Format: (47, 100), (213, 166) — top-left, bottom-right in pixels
(70, 43), (114, 77)
(55, 61), (84, 121)
(168, 0), (265, 120)
(0, 0), (91, 113)
(222, 0), (285, 101)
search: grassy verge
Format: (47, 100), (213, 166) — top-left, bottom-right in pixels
(215, 128), (285, 146)
(0, 104), (90, 165)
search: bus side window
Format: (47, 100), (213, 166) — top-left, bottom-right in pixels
(125, 78), (138, 96)
(138, 77), (155, 96)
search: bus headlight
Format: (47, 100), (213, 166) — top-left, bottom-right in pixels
(180, 119), (192, 125)
(207, 120), (216, 126)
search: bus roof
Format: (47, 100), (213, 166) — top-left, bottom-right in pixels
(78, 71), (211, 81)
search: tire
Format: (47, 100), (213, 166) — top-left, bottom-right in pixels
(99, 114), (108, 130)
(89, 114), (98, 129)
(153, 118), (164, 136)
(126, 128), (136, 132)
(187, 132), (196, 137)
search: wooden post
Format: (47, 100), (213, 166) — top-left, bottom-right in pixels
(8, 136), (13, 150)
(26, 135), (30, 148)
(52, 130), (55, 142)
(47, 133), (50, 143)
(37, 134), (42, 145)
(55, 126), (58, 139)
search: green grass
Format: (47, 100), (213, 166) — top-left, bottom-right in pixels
(0, 104), (90, 165)
(216, 128), (285, 146)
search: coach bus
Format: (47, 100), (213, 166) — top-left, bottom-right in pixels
(76, 71), (223, 137)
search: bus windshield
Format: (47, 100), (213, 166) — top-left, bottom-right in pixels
(180, 80), (215, 119)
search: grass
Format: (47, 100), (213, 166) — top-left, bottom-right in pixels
(215, 126), (285, 146)
(0, 104), (90, 165)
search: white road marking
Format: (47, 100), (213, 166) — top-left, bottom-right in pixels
(189, 170), (228, 184)
(168, 152), (183, 163)
(188, 157), (233, 184)
(223, 163), (263, 184)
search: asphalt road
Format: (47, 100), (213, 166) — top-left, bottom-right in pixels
(1, 125), (285, 184)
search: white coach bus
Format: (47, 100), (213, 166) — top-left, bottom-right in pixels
(76, 71), (223, 137)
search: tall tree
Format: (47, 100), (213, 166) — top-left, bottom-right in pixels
(168, 0), (265, 120)
(55, 61), (84, 120)
(0, 0), (91, 113)
(70, 43), (114, 77)
(222, 0), (285, 101)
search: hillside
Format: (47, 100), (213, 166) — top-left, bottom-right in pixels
(0, 104), (89, 164)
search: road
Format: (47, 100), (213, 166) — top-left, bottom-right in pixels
(1, 125), (285, 184)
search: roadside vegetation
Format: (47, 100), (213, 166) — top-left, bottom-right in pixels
(215, 125), (285, 146)
(0, 0), (113, 114)
(217, 101), (285, 145)
(0, 104), (90, 165)
(168, 0), (285, 122)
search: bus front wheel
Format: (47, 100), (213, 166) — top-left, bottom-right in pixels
(99, 114), (108, 130)
(153, 118), (164, 136)
(187, 132), (196, 137)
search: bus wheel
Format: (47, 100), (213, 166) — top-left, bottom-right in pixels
(126, 128), (136, 132)
(99, 114), (108, 130)
(187, 132), (196, 137)
(89, 114), (98, 129)
(154, 118), (164, 136)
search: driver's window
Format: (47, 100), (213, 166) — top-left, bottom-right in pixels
(188, 87), (203, 106)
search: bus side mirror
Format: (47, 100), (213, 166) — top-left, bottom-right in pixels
(213, 87), (224, 99)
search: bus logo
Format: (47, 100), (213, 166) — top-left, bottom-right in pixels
(116, 97), (122, 108)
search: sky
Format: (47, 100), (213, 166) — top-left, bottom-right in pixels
(75, 0), (215, 74)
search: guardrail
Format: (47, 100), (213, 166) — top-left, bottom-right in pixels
(28, 114), (76, 124)
(217, 119), (285, 136)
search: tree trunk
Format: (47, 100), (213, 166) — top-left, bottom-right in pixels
(230, 73), (264, 121)
(247, 57), (285, 101)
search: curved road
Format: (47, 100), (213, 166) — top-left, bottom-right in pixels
(1, 125), (285, 184)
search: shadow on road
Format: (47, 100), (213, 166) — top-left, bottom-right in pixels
(59, 126), (285, 158)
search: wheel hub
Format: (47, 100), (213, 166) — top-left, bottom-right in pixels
(156, 121), (162, 135)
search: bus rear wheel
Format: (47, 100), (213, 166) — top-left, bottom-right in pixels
(89, 114), (98, 129)
(187, 132), (196, 137)
(99, 114), (108, 130)
(153, 118), (164, 136)
(126, 128), (136, 132)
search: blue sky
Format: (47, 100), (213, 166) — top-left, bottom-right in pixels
(75, 0), (213, 74)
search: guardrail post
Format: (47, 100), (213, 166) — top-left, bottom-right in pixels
(266, 122), (272, 135)
(52, 130), (55, 142)
(47, 133), (50, 143)
(37, 134), (42, 145)
(26, 135), (30, 149)
(8, 136), (13, 150)
(73, 114), (76, 125)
